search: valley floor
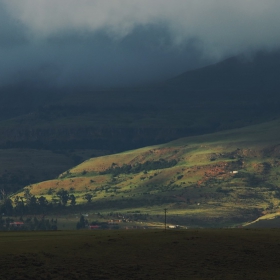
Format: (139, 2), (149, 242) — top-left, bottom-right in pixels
(0, 229), (280, 279)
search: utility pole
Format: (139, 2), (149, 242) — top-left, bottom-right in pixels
(0, 189), (5, 200)
(164, 208), (167, 231)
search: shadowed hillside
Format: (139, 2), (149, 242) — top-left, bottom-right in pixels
(2, 50), (280, 152)
(168, 50), (280, 91)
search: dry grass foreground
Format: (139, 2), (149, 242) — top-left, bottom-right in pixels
(0, 229), (280, 279)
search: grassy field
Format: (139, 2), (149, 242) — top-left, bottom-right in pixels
(0, 229), (280, 279)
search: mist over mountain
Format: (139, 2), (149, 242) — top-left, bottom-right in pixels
(1, 1), (280, 88)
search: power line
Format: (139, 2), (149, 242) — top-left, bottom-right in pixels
(164, 208), (167, 231)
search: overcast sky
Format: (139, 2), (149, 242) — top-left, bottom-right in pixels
(1, 0), (280, 88)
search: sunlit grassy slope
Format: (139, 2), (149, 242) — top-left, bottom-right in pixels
(15, 119), (280, 227)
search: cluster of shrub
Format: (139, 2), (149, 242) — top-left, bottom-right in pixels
(0, 197), (47, 217)
(0, 216), (57, 231)
(100, 159), (177, 176)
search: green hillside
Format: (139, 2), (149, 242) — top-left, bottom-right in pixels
(10, 119), (280, 227)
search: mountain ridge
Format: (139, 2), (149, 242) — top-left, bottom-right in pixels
(167, 50), (280, 91)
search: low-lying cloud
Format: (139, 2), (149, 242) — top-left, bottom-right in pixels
(1, 0), (280, 87)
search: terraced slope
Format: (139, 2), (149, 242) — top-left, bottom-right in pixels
(14, 119), (280, 227)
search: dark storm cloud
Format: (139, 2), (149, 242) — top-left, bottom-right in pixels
(0, 20), (206, 87)
(1, 1), (280, 87)
(41, 26), (206, 87)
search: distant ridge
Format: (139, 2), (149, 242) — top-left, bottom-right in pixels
(167, 50), (280, 91)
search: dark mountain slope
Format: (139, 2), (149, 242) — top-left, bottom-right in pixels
(168, 50), (280, 91)
(1, 50), (280, 194)
(2, 51), (280, 150)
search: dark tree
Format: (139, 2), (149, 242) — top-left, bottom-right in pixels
(14, 196), (25, 215)
(38, 196), (48, 207)
(28, 195), (38, 213)
(84, 193), (93, 203)
(76, 215), (88, 229)
(56, 189), (69, 206)
(38, 196), (48, 213)
(1, 198), (13, 216)
(23, 188), (32, 203)
(69, 194), (76, 206)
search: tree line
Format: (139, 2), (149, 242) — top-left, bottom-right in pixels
(0, 188), (95, 216)
(0, 216), (57, 231)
